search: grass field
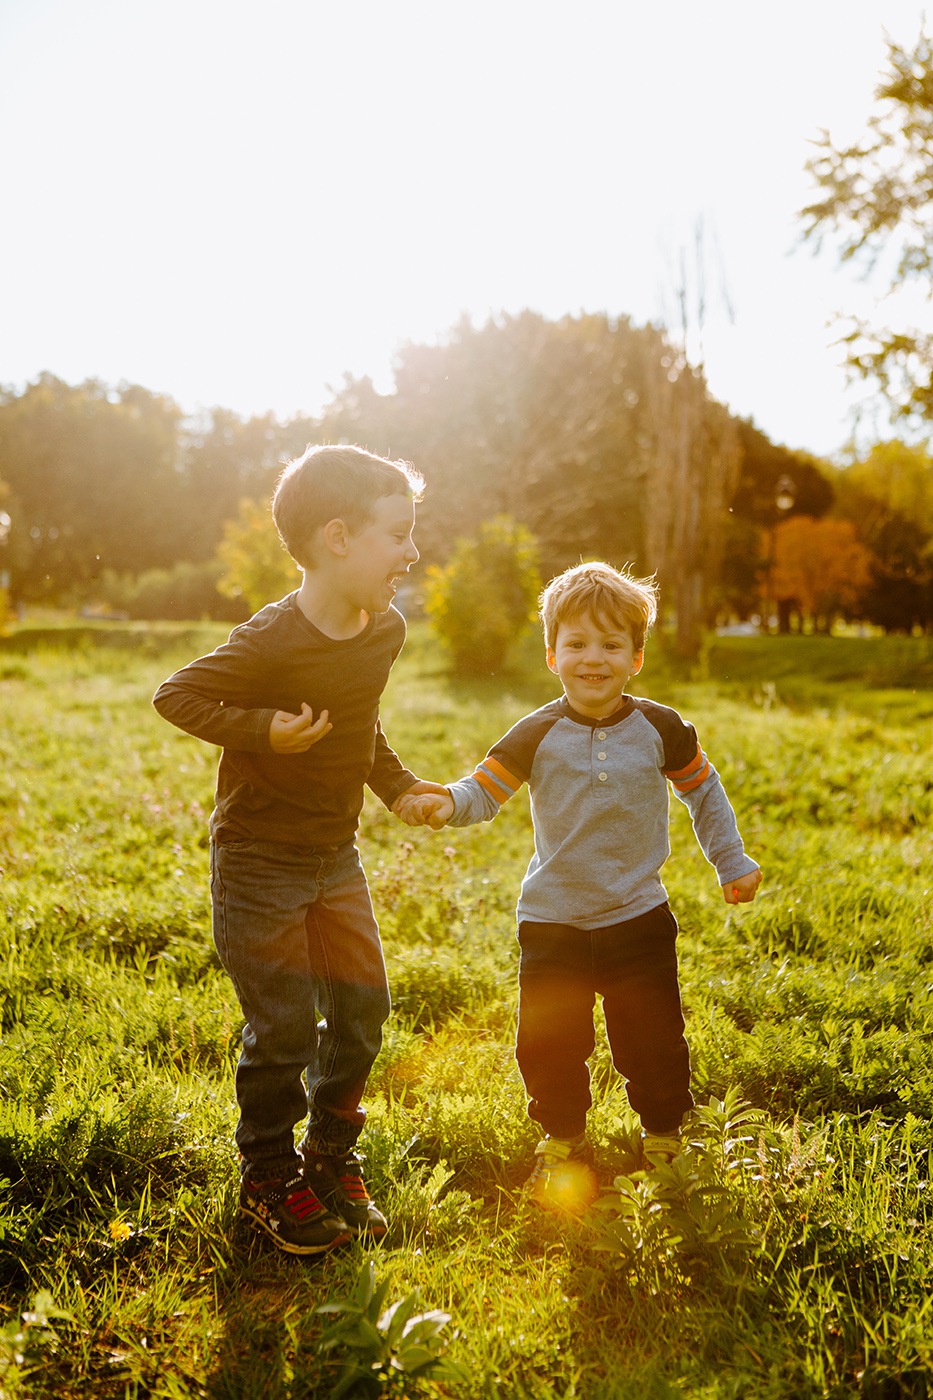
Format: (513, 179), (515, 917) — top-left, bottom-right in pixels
(1, 623), (932, 1398)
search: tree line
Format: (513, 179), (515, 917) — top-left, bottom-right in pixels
(0, 309), (931, 652)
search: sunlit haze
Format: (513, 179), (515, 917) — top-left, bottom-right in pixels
(2, 0), (928, 457)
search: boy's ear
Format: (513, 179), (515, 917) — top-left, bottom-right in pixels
(321, 518), (350, 556)
(631, 650), (645, 676)
(546, 646), (559, 674)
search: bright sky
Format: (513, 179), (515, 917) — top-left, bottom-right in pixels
(1, 0), (928, 459)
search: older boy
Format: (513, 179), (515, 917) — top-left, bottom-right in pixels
(154, 444), (443, 1254)
(399, 561), (761, 1207)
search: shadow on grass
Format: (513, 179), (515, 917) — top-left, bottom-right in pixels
(205, 1230), (348, 1398)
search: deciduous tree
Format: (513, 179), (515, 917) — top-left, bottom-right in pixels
(801, 28), (933, 421)
(771, 516), (873, 630)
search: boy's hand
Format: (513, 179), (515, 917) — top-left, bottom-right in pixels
(391, 780), (449, 816)
(722, 869), (762, 905)
(269, 704), (332, 753)
(397, 793), (455, 830)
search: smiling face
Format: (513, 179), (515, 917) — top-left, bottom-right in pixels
(547, 611), (644, 719)
(342, 492), (420, 615)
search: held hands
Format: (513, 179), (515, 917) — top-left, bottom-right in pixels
(392, 781), (454, 830)
(722, 868), (763, 905)
(269, 703), (332, 754)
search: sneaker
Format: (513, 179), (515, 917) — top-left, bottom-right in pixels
(525, 1135), (599, 1213)
(301, 1149), (388, 1240)
(641, 1130), (682, 1169)
(239, 1170), (352, 1255)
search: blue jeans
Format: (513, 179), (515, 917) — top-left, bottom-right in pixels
(210, 837), (390, 1178)
(516, 902), (694, 1139)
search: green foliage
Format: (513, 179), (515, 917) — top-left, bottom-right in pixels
(0, 1292), (71, 1398)
(315, 1260), (468, 1397)
(215, 496), (300, 611)
(97, 559), (248, 623)
(424, 515), (541, 674)
(801, 26), (933, 421)
(0, 378), (312, 606)
(326, 310), (746, 658)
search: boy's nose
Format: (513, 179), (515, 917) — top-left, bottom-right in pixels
(405, 539), (420, 564)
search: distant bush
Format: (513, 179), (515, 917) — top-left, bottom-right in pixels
(98, 560), (248, 622)
(424, 516), (541, 674)
(216, 497), (300, 613)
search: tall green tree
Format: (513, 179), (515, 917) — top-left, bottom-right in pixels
(0, 375), (183, 600)
(801, 27), (933, 421)
(321, 311), (744, 657)
(179, 408), (305, 562)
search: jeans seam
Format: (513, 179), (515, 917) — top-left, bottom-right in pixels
(211, 849), (233, 994)
(305, 901), (342, 1131)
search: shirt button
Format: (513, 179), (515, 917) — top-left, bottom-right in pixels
(598, 772), (608, 782)
(597, 731), (607, 740)
(598, 752), (607, 760)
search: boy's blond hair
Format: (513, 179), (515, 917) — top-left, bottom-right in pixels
(273, 444), (424, 568)
(539, 561), (659, 652)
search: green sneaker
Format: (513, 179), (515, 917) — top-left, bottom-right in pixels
(641, 1131), (682, 1169)
(525, 1135), (599, 1213)
(239, 1170), (351, 1255)
(301, 1149), (388, 1240)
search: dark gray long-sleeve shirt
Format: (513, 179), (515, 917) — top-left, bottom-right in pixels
(152, 593), (416, 846)
(446, 694), (759, 928)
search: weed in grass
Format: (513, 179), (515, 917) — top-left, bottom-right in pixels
(314, 1258), (468, 1397)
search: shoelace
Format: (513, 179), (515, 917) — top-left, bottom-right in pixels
(336, 1164), (370, 1202)
(282, 1180), (324, 1221)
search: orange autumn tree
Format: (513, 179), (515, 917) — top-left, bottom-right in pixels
(771, 516), (873, 630)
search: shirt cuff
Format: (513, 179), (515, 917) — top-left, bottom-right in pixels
(715, 851), (760, 885)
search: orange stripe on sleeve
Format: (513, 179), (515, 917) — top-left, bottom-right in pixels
(672, 761), (711, 793)
(483, 756), (522, 793)
(473, 756), (523, 805)
(665, 744), (705, 781)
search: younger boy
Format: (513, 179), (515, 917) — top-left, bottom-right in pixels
(153, 444), (443, 1254)
(398, 561), (761, 1206)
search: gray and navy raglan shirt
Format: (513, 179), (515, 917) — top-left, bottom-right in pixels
(445, 694), (759, 929)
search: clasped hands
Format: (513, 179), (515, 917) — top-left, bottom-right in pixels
(392, 787), (454, 829)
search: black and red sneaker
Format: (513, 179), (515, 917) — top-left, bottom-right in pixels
(239, 1170), (351, 1255)
(301, 1149), (388, 1240)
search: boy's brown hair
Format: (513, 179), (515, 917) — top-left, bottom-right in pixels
(539, 561), (659, 652)
(272, 444), (425, 568)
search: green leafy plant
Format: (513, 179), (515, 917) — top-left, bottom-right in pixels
(424, 516), (541, 674)
(315, 1260), (469, 1398)
(0, 1291), (71, 1397)
(588, 1092), (763, 1277)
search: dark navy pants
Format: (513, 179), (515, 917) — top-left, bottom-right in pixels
(516, 902), (693, 1138)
